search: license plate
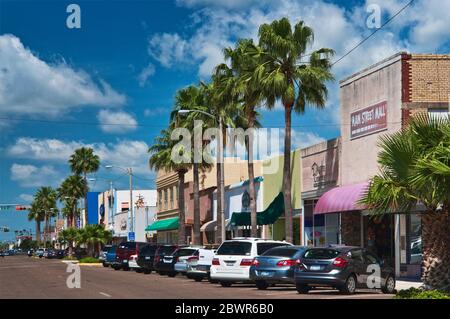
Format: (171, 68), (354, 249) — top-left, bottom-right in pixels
(259, 271), (272, 277)
(123, 260), (128, 263)
(164, 259), (171, 263)
(197, 265), (207, 271)
(225, 262), (234, 266)
(145, 256), (150, 260)
(310, 265), (321, 271)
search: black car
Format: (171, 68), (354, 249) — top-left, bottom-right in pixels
(27, 249), (34, 257)
(157, 247), (199, 277)
(294, 246), (396, 294)
(136, 244), (160, 274)
(153, 245), (182, 275)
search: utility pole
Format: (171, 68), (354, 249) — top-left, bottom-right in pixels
(218, 115), (226, 243)
(129, 167), (134, 235)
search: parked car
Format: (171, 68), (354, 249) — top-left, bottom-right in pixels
(45, 249), (56, 259)
(27, 249), (34, 257)
(128, 254), (142, 272)
(249, 245), (306, 289)
(294, 246), (396, 294)
(99, 245), (111, 263)
(115, 241), (147, 271)
(36, 248), (46, 258)
(103, 245), (118, 268)
(136, 244), (159, 274)
(210, 238), (292, 287)
(54, 249), (66, 259)
(168, 247), (201, 277)
(186, 248), (216, 282)
(0, 251), (4, 257)
(153, 244), (183, 275)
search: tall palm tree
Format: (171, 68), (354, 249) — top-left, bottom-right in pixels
(171, 85), (214, 245)
(224, 39), (265, 237)
(149, 125), (191, 245)
(360, 113), (450, 291)
(255, 18), (334, 243)
(28, 200), (44, 244)
(34, 186), (58, 247)
(69, 147), (100, 226)
(58, 175), (88, 228)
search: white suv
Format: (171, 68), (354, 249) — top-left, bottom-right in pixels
(210, 238), (291, 287)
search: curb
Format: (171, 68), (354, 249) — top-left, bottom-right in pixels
(78, 263), (103, 266)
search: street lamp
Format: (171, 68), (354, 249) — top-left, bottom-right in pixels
(105, 165), (134, 237)
(177, 109), (226, 244)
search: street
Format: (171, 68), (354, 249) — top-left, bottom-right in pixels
(0, 256), (393, 299)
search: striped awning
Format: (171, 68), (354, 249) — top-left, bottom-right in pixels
(314, 182), (369, 215)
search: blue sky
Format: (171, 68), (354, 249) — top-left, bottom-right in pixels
(0, 0), (449, 241)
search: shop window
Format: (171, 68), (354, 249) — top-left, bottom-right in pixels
(325, 213), (340, 245)
(408, 214), (422, 265)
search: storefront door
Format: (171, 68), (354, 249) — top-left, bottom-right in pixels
(363, 215), (394, 266)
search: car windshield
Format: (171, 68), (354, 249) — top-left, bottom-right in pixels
(303, 249), (340, 260)
(216, 242), (252, 256)
(140, 245), (157, 254)
(175, 249), (197, 257)
(118, 242), (135, 249)
(257, 243), (289, 255)
(262, 247), (301, 258)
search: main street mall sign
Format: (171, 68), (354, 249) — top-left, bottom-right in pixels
(350, 101), (387, 139)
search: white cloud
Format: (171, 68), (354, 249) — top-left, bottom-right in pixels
(97, 109), (138, 134)
(148, 33), (189, 68)
(0, 34), (126, 117)
(138, 63), (155, 87)
(8, 137), (152, 176)
(10, 164), (61, 188)
(143, 107), (167, 117)
(292, 131), (326, 149)
(19, 194), (34, 203)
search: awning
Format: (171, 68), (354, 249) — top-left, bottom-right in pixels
(314, 182), (368, 215)
(230, 192), (284, 226)
(146, 217), (179, 231)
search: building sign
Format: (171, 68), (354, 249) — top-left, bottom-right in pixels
(350, 101), (387, 139)
(311, 162), (336, 189)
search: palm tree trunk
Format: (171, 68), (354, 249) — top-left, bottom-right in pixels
(69, 241), (73, 257)
(44, 216), (49, 248)
(283, 103), (293, 243)
(177, 170), (187, 245)
(36, 221), (41, 244)
(247, 114), (258, 238)
(421, 209), (450, 291)
(193, 163), (201, 245)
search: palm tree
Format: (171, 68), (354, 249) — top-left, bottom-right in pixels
(34, 186), (58, 247)
(58, 227), (79, 257)
(255, 18), (334, 243)
(149, 125), (191, 245)
(224, 39), (265, 237)
(69, 147), (100, 226)
(360, 113), (450, 291)
(58, 175), (88, 228)
(28, 200), (44, 244)
(77, 224), (112, 257)
(171, 85), (214, 245)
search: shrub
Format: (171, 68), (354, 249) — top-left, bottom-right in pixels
(78, 257), (100, 263)
(395, 288), (450, 299)
(62, 256), (77, 261)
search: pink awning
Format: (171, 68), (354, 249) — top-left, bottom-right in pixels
(314, 182), (369, 215)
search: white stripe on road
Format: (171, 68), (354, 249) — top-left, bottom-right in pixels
(99, 292), (112, 298)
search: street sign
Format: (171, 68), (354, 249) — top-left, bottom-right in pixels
(128, 232), (135, 241)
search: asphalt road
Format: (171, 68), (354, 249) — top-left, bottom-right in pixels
(0, 255), (393, 299)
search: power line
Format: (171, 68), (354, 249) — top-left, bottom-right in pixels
(332, 0), (415, 66)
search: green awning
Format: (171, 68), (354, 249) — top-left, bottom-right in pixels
(230, 192), (284, 226)
(146, 217), (179, 231)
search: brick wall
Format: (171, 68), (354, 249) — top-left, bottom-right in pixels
(406, 54), (450, 104)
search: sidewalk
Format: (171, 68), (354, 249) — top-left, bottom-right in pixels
(396, 278), (423, 290)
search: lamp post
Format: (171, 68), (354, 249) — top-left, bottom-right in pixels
(178, 109), (225, 244)
(105, 165), (134, 238)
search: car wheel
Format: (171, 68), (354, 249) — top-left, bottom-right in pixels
(255, 281), (269, 290)
(296, 284), (310, 294)
(220, 281), (232, 287)
(194, 277), (203, 282)
(158, 271), (166, 276)
(339, 275), (357, 295)
(136, 268), (143, 273)
(381, 275), (396, 294)
(168, 272), (177, 277)
(113, 266), (121, 271)
(143, 269), (151, 274)
(102, 262), (108, 268)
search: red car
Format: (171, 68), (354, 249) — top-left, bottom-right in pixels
(114, 241), (147, 271)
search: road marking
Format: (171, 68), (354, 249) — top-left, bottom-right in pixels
(99, 292), (112, 298)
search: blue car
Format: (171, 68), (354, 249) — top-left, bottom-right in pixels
(103, 245), (118, 268)
(250, 245), (307, 290)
